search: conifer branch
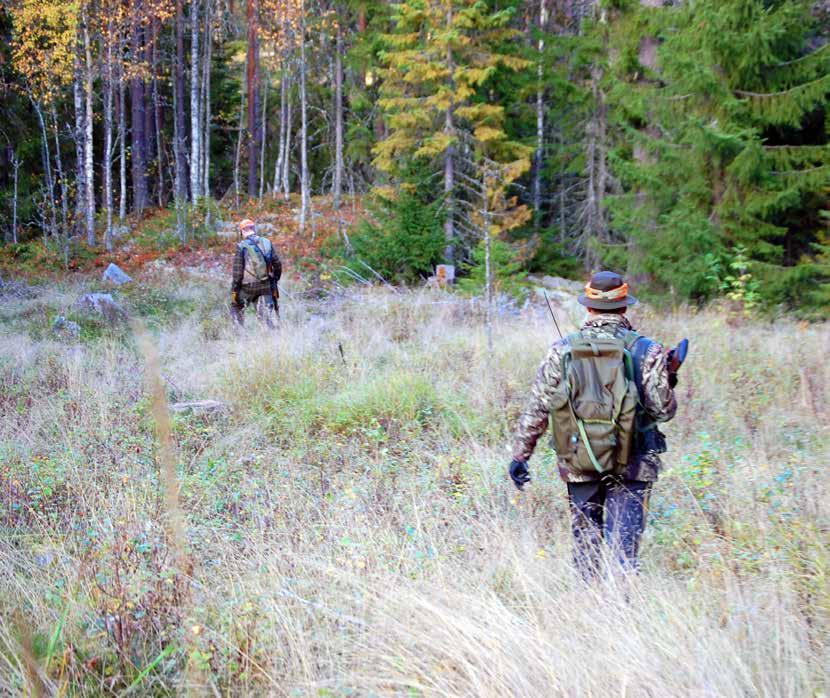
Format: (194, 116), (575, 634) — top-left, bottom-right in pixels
(734, 73), (829, 99)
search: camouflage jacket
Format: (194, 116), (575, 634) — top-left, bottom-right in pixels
(231, 236), (283, 295)
(512, 314), (677, 483)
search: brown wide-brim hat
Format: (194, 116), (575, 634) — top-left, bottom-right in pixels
(578, 271), (638, 310)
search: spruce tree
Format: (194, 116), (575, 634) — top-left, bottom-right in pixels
(373, 0), (529, 263)
(600, 0), (829, 308)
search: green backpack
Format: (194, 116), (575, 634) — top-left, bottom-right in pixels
(550, 331), (643, 476)
(240, 236), (274, 284)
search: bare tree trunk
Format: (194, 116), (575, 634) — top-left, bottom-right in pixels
(443, 5), (455, 263)
(83, 8), (96, 246)
(483, 169), (493, 355)
(151, 18), (166, 208)
(282, 72), (292, 200)
(333, 24), (344, 210)
(131, 3), (148, 214)
(33, 100), (57, 237)
(246, 0), (260, 199)
(11, 151), (20, 243)
(233, 65), (246, 207)
(118, 51), (127, 221)
(190, 0), (202, 203)
(174, 0), (188, 205)
(50, 108), (69, 232)
(172, 60), (187, 242)
(202, 0), (213, 201)
(259, 68), (268, 199)
(73, 64), (86, 232)
(532, 0), (548, 224)
(558, 128), (566, 244)
(103, 31), (114, 251)
(299, 13), (311, 234)
(274, 63), (287, 194)
(144, 22), (157, 207)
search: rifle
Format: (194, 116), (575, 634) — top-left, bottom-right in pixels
(542, 290), (564, 339)
(267, 259), (280, 319)
(667, 338), (689, 374)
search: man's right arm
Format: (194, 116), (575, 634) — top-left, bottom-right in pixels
(231, 245), (245, 293)
(640, 342), (677, 423)
(271, 250), (282, 281)
(512, 341), (566, 462)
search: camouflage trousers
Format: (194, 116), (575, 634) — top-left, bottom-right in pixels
(230, 285), (279, 329)
(567, 477), (651, 579)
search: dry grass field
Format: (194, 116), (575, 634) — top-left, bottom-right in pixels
(1, 274), (828, 696)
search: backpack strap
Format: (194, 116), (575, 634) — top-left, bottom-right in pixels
(621, 330), (651, 400)
(242, 236), (274, 275)
(622, 330), (663, 446)
(559, 332), (581, 382)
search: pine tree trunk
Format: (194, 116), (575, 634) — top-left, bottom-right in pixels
(333, 25), (344, 210)
(83, 10), (95, 246)
(130, 5), (148, 214)
(190, 0), (202, 202)
(246, 0), (260, 199)
(299, 18), (311, 233)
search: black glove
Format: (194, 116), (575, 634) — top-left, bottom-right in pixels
(509, 459), (531, 490)
(668, 372), (678, 389)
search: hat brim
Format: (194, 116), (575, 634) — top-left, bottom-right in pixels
(577, 294), (638, 310)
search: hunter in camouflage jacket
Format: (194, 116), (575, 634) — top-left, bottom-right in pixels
(512, 313), (677, 483)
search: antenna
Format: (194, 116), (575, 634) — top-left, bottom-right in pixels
(542, 290), (564, 340)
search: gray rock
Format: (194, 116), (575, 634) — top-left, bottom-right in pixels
(102, 263), (133, 285)
(34, 551), (55, 567)
(0, 275), (36, 299)
(74, 293), (128, 324)
(53, 315), (81, 341)
(528, 274), (583, 294)
(170, 400), (228, 417)
(111, 224), (131, 240)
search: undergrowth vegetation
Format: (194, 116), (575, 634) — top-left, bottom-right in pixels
(0, 276), (827, 695)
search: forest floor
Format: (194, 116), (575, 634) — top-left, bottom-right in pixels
(0, 194), (364, 287)
(0, 265), (828, 695)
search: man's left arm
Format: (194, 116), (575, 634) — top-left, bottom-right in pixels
(641, 342), (677, 423)
(271, 250), (282, 281)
